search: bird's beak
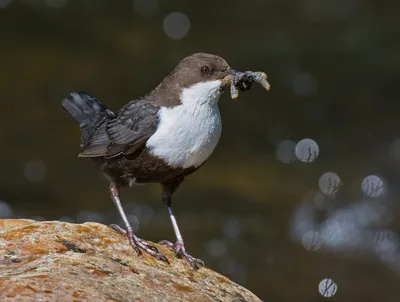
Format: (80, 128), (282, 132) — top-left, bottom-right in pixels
(220, 69), (271, 98)
(220, 69), (238, 91)
(228, 68), (238, 76)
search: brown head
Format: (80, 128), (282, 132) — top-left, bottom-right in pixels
(147, 53), (233, 107)
(169, 53), (231, 85)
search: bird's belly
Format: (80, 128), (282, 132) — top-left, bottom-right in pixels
(146, 104), (222, 169)
(183, 118), (222, 168)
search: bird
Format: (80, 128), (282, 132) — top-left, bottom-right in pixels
(61, 53), (255, 268)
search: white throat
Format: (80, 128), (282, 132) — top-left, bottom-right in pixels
(146, 80), (223, 168)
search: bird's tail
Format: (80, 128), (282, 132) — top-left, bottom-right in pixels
(61, 91), (113, 147)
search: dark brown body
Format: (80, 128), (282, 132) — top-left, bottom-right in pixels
(95, 148), (200, 187)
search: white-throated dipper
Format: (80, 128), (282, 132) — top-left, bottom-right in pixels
(61, 53), (270, 268)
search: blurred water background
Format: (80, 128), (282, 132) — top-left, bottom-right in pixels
(1, 0), (400, 301)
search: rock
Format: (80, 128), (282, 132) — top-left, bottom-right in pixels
(0, 219), (262, 302)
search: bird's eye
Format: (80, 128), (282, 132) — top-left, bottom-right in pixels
(201, 65), (212, 75)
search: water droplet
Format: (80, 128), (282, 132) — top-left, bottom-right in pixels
(276, 140), (297, 163)
(221, 218), (241, 239)
(24, 159), (46, 182)
(371, 230), (399, 255)
(206, 239), (227, 258)
(318, 278), (337, 297)
(319, 218), (361, 249)
(319, 172), (341, 196)
(302, 230), (321, 251)
(361, 175), (386, 198)
(295, 139), (319, 162)
(290, 202), (317, 241)
(163, 12), (190, 40)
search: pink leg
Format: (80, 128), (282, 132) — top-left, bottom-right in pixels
(109, 182), (169, 264)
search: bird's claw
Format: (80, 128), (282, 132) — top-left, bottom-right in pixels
(154, 252), (170, 264)
(185, 254), (205, 269)
(159, 240), (205, 269)
(109, 224), (165, 261)
(109, 224), (127, 234)
(222, 70), (271, 99)
(158, 239), (174, 248)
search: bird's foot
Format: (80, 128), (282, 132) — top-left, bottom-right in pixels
(159, 240), (205, 269)
(109, 224), (169, 264)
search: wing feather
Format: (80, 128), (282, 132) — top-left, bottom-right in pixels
(79, 99), (160, 159)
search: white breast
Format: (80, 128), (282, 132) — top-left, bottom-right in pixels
(146, 80), (223, 169)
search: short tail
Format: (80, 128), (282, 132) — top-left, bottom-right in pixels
(61, 91), (113, 147)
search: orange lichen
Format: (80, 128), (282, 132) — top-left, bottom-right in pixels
(172, 283), (194, 293)
(0, 219), (261, 301)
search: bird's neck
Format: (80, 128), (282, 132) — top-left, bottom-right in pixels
(146, 80), (222, 109)
(180, 80), (222, 109)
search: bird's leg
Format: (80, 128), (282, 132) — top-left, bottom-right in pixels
(159, 206), (205, 269)
(108, 182), (169, 263)
(158, 179), (205, 269)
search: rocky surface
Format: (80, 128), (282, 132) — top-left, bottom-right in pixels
(0, 219), (261, 301)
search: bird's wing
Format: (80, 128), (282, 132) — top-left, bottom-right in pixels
(79, 99), (160, 159)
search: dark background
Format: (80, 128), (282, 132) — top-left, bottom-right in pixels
(1, 0), (400, 301)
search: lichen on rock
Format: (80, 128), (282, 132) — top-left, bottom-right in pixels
(0, 219), (262, 301)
